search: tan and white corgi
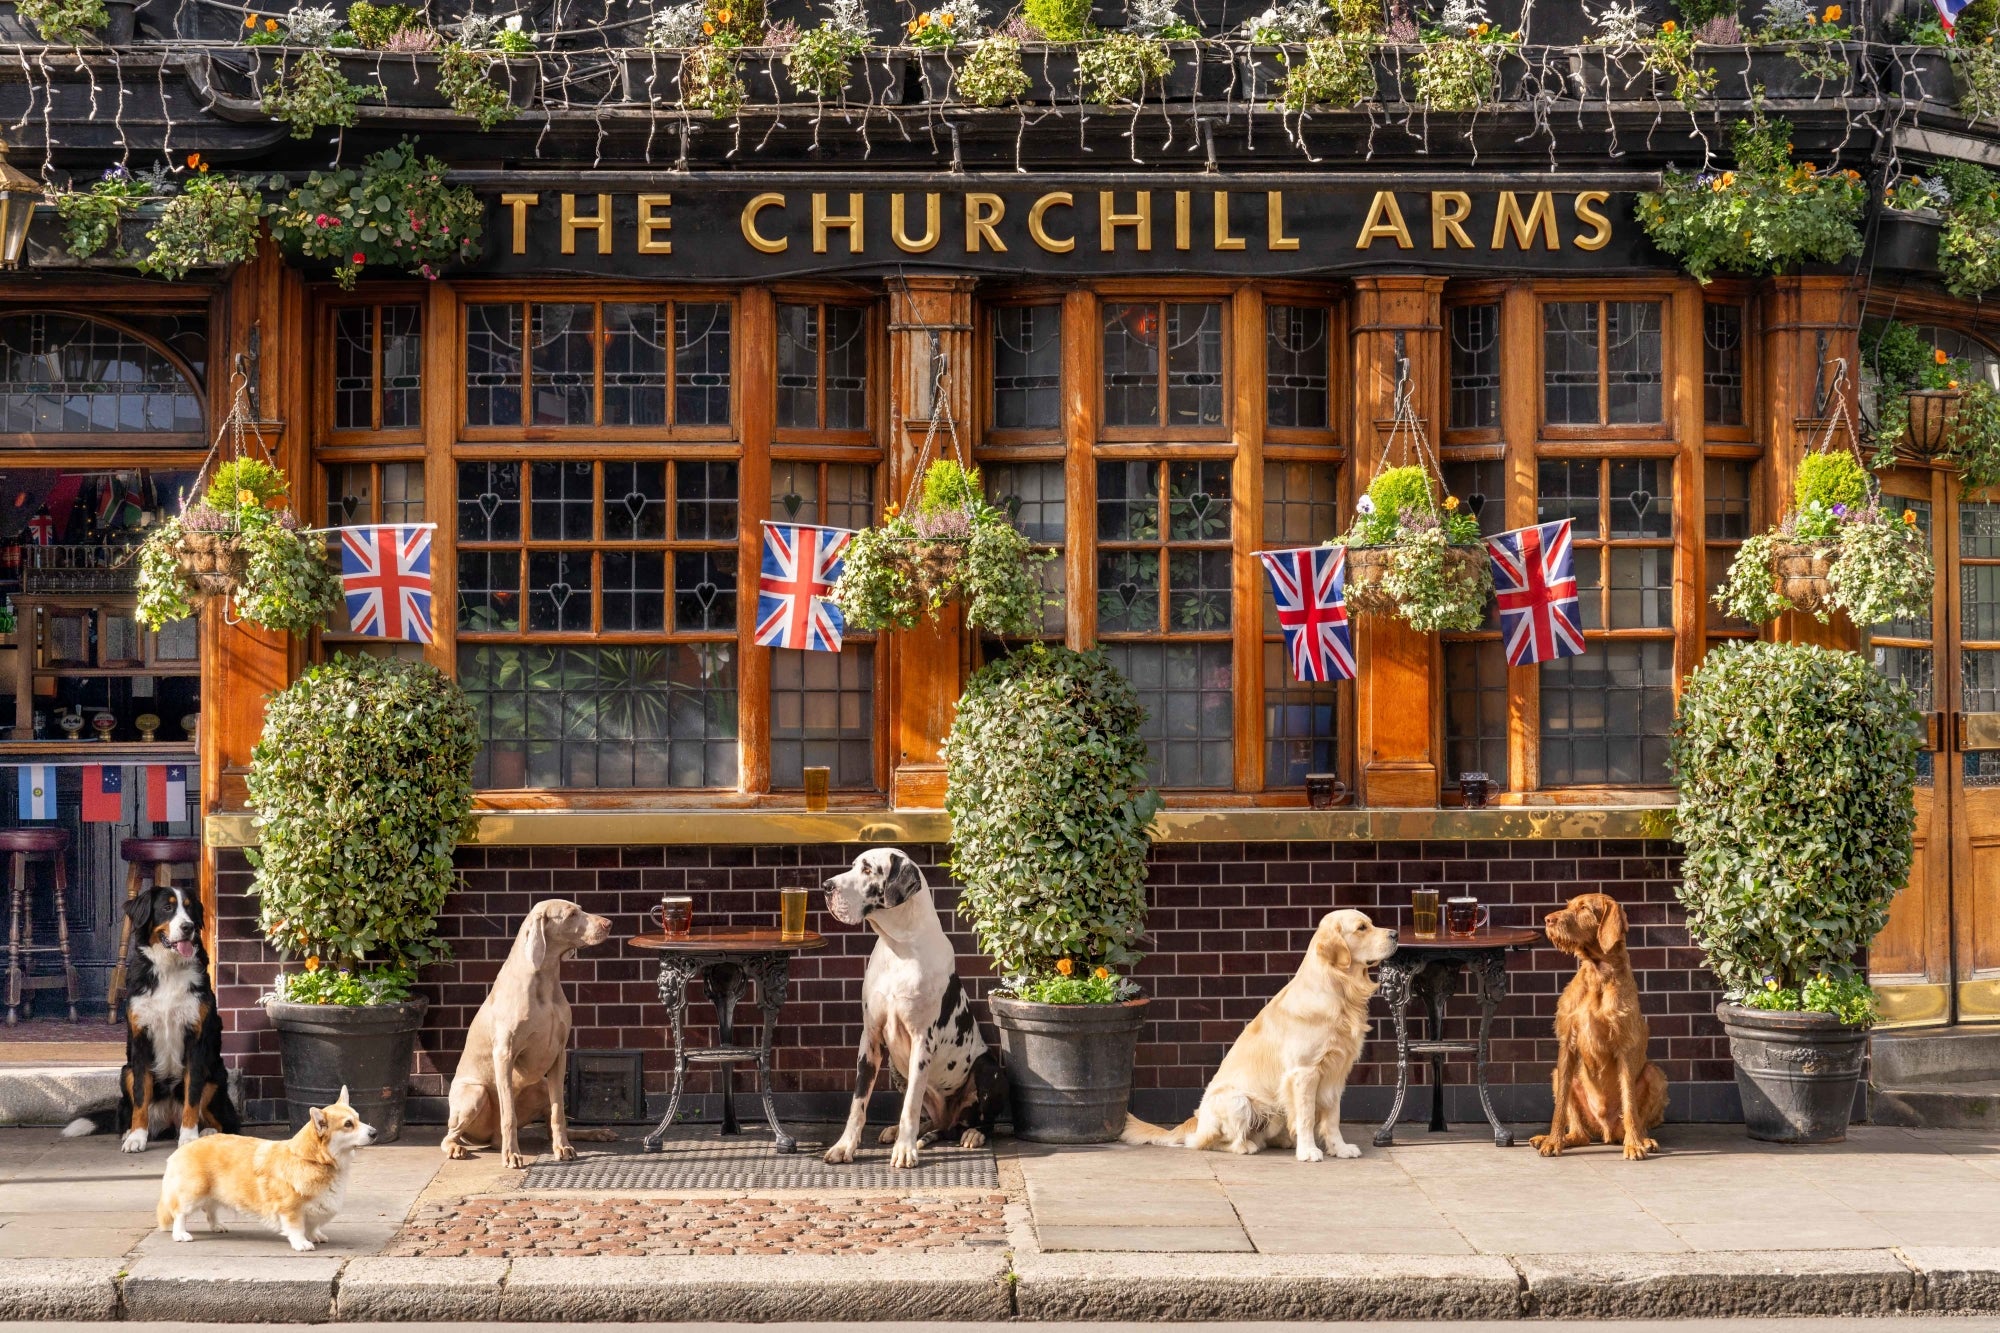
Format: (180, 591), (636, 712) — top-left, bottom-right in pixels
(155, 1088), (377, 1251)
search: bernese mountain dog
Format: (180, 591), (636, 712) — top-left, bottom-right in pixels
(63, 882), (239, 1151)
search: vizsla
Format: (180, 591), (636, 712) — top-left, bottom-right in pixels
(1532, 892), (1667, 1161)
(441, 899), (612, 1168)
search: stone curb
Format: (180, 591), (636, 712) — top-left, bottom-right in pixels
(496, 1253), (1013, 1321)
(0, 1258), (123, 1320)
(336, 1256), (509, 1322)
(1011, 1252), (1525, 1321)
(1902, 1247), (2000, 1314)
(121, 1253), (346, 1323)
(1516, 1249), (1917, 1319)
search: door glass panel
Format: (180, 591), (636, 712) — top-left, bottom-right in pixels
(1874, 644), (1934, 786)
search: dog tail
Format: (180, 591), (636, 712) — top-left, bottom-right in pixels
(62, 1110), (115, 1139)
(1120, 1113), (1195, 1147)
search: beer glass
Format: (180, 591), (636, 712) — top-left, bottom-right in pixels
(780, 886), (809, 941)
(657, 895), (693, 938)
(803, 766), (831, 813)
(1447, 895), (1489, 939)
(1410, 888), (1441, 939)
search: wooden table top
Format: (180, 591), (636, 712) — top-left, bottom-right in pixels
(1392, 927), (1543, 951)
(629, 927), (829, 954)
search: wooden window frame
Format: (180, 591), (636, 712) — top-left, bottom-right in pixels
(321, 296), (425, 444)
(1442, 281), (1507, 449)
(0, 304), (209, 452)
(1095, 284), (1235, 445)
(772, 294), (875, 447)
(1536, 282), (1677, 444)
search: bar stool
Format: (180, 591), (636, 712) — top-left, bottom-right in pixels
(0, 828), (78, 1025)
(107, 836), (201, 1023)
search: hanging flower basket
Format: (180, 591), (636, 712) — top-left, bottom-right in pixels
(1769, 540), (1836, 617)
(171, 523), (248, 599)
(1904, 388), (1962, 457)
(1341, 545), (1396, 616)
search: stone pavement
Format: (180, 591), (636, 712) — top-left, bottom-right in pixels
(0, 1121), (1998, 1319)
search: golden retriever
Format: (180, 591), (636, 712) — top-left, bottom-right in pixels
(1123, 909), (1397, 1160)
(1531, 892), (1667, 1161)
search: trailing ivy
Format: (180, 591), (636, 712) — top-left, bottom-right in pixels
(1076, 30), (1172, 105)
(136, 166), (264, 281)
(682, 44), (748, 114)
(1279, 35), (1376, 109)
(437, 43), (518, 129)
(15, 0), (105, 44)
(260, 47), (382, 139)
(1885, 161), (2000, 300)
(54, 165), (149, 260)
(1671, 641), (1919, 997)
(955, 35), (1031, 105)
(1330, 464), (1491, 633)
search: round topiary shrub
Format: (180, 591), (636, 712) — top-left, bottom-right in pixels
(943, 644), (1160, 989)
(1670, 641), (1921, 998)
(247, 653), (480, 980)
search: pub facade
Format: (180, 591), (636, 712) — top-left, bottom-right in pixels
(0, 0), (1990, 1126)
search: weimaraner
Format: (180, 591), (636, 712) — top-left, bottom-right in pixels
(440, 899), (612, 1168)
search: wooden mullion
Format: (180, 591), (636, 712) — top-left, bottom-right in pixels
(1501, 282), (1540, 794)
(1065, 289), (1099, 651)
(1231, 285), (1262, 795)
(738, 287), (775, 796)
(421, 282), (458, 675)
(592, 303), (606, 430)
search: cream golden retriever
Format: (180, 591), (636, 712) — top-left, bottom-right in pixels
(1123, 909), (1397, 1161)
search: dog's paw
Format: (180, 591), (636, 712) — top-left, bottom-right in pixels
(443, 1140), (470, 1160)
(1623, 1137), (1658, 1161)
(287, 1235), (316, 1252)
(171, 1227), (193, 1243)
(877, 1124), (899, 1145)
(889, 1138), (921, 1169)
(177, 1125), (200, 1147)
(958, 1128), (987, 1149)
(120, 1129), (149, 1153)
(551, 1142), (577, 1162)
(823, 1140), (857, 1165)
(1532, 1134), (1563, 1158)
(1332, 1142), (1361, 1160)
(308, 1231), (328, 1244)
(501, 1151), (531, 1169)
(1295, 1143), (1325, 1163)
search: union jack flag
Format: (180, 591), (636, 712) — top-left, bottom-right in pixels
(1935, 0), (1972, 35)
(25, 508), (52, 545)
(338, 524), (436, 645)
(755, 521), (853, 653)
(1485, 519), (1586, 666)
(1256, 546), (1355, 683)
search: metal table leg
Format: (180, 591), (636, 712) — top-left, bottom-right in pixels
(1373, 958), (1416, 1147)
(703, 961), (749, 1136)
(641, 954), (704, 1153)
(1416, 962), (1459, 1134)
(1473, 951), (1514, 1147)
(746, 953), (797, 1154)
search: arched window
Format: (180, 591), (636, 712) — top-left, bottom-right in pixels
(0, 312), (203, 437)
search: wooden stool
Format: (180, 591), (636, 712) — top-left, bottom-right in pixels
(107, 836), (201, 1023)
(0, 828), (78, 1025)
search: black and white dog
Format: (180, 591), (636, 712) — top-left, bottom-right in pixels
(822, 848), (1006, 1168)
(63, 883), (239, 1152)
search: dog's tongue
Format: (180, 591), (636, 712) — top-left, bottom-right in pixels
(173, 940), (195, 959)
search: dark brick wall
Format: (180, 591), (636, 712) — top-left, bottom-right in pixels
(213, 837), (1733, 1124)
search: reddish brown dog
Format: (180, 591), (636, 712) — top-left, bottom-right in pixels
(1531, 893), (1667, 1161)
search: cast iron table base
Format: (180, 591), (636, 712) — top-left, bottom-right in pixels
(1373, 927), (1541, 1149)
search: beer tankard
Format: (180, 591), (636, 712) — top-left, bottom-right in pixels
(657, 895), (693, 938)
(1410, 888), (1441, 940)
(780, 886), (809, 941)
(1447, 895), (1490, 939)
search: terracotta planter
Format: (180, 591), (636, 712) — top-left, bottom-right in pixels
(1771, 540), (1835, 616)
(1904, 389), (1962, 458)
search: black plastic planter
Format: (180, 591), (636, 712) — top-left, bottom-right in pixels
(737, 50), (908, 106)
(266, 996), (426, 1142)
(1717, 1002), (1867, 1144)
(103, 0), (137, 45)
(619, 52), (686, 104)
(1874, 208), (1942, 278)
(1568, 47), (1667, 101)
(334, 52), (542, 110)
(1876, 45), (1958, 108)
(991, 995), (1146, 1143)
(1696, 43), (1859, 100)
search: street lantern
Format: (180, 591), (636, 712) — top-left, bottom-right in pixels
(0, 139), (44, 269)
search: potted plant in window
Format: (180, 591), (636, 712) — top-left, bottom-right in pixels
(1713, 448), (1932, 627)
(251, 654), (480, 1140)
(1329, 463), (1491, 633)
(944, 644), (1160, 1142)
(266, 139), (484, 288)
(834, 458), (1052, 637)
(1672, 640), (1919, 1143)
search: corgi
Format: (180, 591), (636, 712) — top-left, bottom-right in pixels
(155, 1088), (377, 1251)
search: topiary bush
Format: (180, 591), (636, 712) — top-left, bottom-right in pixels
(944, 644), (1161, 990)
(1794, 450), (1868, 512)
(247, 654), (480, 979)
(1671, 641), (1920, 1000)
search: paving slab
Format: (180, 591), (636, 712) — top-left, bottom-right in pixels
(1517, 1248), (1918, 1318)
(337, 1256), (508, 1321)
(1012, 1251), (1524, 1321)
(499, 1253), (1013, 1321)
(0, 1256), (122, 1320)
(121, 1252), (345, 1322)
(1034, 1224), (1253, 1253)
(1903, 1247), (2000, 1312)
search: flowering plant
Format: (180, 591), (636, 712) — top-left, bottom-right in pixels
(137, 162), (264, 281)
(1753, 0), (1851, 81)
(1413, 0), (1520, 112)
(786, 0), (870, 99)
(260, 47), (382, 138)
(267, 140), (483, 288)
(646, 1), (705, 46)
(55, 165), (152, 261)
(955, 35), (1031, 103)
(906, 0), (982, 46)
(1330, 465), (1490, 632)
(1077, 29), (1172, 104)
(136, 459), (341, 634)
(1013, 963), (1140, 1004)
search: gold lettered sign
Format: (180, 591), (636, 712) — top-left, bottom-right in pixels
(475, 178), (1660, 279)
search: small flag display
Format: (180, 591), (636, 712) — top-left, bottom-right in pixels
(1935, 0), (1972, 35)
(1256, 546), (1356, 683)
(1485, 519), (1587, 667)
(145, 764), (188, 824)
(754, 522), (853, 653)
(338, 524), (436, 644)
(81, 764), (123, 822)
(17, 765), (54, 820)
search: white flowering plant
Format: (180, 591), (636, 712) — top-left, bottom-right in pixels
(1589, 0), (1651, 44)
(646, 1), (706, 47)
(1243, 0), (1329, 43)
(1127, 0), (1199, 39)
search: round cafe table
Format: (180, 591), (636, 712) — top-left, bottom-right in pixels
(1372, 926), (1543, 1149)
(630, 927), (827, 1155)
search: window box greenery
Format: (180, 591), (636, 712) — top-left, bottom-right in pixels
(251, 653), (480, 1139)
(135, 458), (342, 636)
(1330, 464), (1492, 633)
(1672, 640), (1918, 1141)
(266, 140), (484, 289)
(1874, 43), (1958, 106)
(944, 644), (1159, 1142)
(1884, 163), (2000, 301)
(13, 0), (105, 44)
(134, 165), (264, 282)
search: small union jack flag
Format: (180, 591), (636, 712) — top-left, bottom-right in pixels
(755, 522), (853, 653)
(1935, 0), (1972, 35)
(1257, 546), (1356, 683)
(339, 524), (436, 645)
(1485, 519), (1586, 666)
(25, 508), (53, 545)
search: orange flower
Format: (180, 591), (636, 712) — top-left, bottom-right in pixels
(1937, 347), (1951, 364)
(185, 152), (203, 170)
(717, 7), (731, 20)
(702, 20), (714, 33)
(1823, 4), (1841, 20)
(1444, 494), (1460, 511)
(265, 17), (278, 30)
(1801, 161), (1817, 174)
(941, 11), (955, 23)
(243, 12), (256, 26)
(1095, 966), (1110, 980)
(1661, 19), (1676, 32)
(1055, 957), (1075, 976)
(304, 955), (321, 972)
(1950, 379), (1961, 390)
(1904, 510), (1919, 526)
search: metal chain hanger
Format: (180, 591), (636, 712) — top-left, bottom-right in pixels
(900, 331), (974, 517)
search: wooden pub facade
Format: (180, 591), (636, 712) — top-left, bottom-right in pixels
(0, 0), (1992, 1125)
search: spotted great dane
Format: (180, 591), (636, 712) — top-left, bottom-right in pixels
(821, 848), (1006, 1168)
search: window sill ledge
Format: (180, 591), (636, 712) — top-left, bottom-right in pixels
(204, 803), (1677, 849)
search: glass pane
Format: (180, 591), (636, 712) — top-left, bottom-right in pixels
(1167, 549), (1232, 632)
(380, 304), (421, 429)
(457, 462), (521, 542)
(603, 302), (668, 427)
(333, 306), (372, 430)
(380, 462), (424, 524)
(1443, 459), (1506, 536)
(1574, 548), (1603, 631)
(1104, 641), (1233, 788)
(1265, 304), (1330, 430)
(0, 312), (203, 434)
(1609, 547), (1673, 629)
(1963, 563), (2000, 642)
(530, 303), (594, 426)
(776, 304), (819, 429)
(770, 644), (874, 789)
(457, 550), (519, 632)
(527, 550), (592, 632)
(986, 461), (1066, 543)
(1609, 458), (1672, 538)
(1965, 648), (2000, 712)
(327, 462), (372, 528)
(1097, 460), (1159, 542)
(464, 303), (523, 427)
(1444, 639), (1509, 789)
(1879, 498), (1933, 641)
(1103, 302), (1160, 428)
(1263, 461), (1341, 546)
(1449, 303), (1501, 431)
(1874, 643), (1934, 711)
(1539, 640), (1675, 785)
(824, 307), (868, 431)
(1964, 502), (2000, 560)
(1264, 641), (1337, 788)
(1166, 302), (1225, 427)
(1703, 302), (1744, 426)
(1704, 460), (1753, 539)
(771, 461), (817, 524)
(1098, 550), (1161, 632)
(822, 464), (873, 530)
(673, 549), (737, 631)
(1542, 301), (1598, 425)
(1537, 459), (1599, 537)
(602, 461), (668, 542)
(1606, 301), (1664, 424)
(1706, 547), (1753, 634)
(600, 550), (665, 632)
(992, 305), (1062, 431)
(674, 461), (738, 541)
(675, 302), (732, 426)
(530, 460), (594, 542)
(1167, 460), (1231, 541)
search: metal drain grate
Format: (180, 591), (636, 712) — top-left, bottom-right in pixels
(519, 1133), (999, 1191)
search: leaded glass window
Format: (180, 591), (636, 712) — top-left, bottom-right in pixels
(332, 303), (421, 432)
(1449, 303), (1500, 431)
(1265, 304), (1331, 431)
(1262, 461), (1341, 787)
(0, 312), (203, 435)
(1102, 301), (1226, 430)
(777, 303), (868, 432)
(1542, 300), (1663, 427)
(1703, 302), (1745, 426)
(464, 300), (733, 430)
(991, 304), (1061, 432)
